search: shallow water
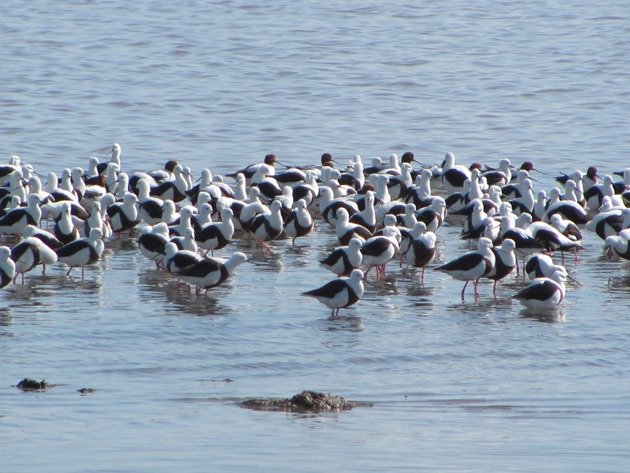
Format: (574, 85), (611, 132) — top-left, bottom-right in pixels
(2, 1), (630, 471)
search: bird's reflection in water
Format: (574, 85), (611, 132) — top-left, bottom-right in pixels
(138, 268), (232, 316)
(247, 249), (283, 273)
(521, 307), (566, 323)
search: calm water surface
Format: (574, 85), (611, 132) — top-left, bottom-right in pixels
(1, 1), (630, 471)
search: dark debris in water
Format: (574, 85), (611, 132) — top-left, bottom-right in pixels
(239, 390), (371, 413)
(78, 387), (96, 394)
(16, 378), (55, 391)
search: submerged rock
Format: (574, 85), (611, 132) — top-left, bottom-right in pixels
(16, 378), (54, 391)
(239, 390), (371, 413)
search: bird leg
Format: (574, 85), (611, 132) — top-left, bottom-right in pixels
(461, 280), (469, 300)
(257, 240), (273, 251)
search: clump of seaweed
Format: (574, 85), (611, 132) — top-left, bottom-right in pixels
(239, 390), (371, 413)
(16, 378), (54, 391)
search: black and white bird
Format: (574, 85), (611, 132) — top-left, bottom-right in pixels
(415, 197), (447, 232)
(406, 169), (435, 209)
(604, 229), (630, 261)
(485, 238), (517, 297)
(94, 142), (123, 175)
(349, 190), (377, 233)
(191, 202), (213, 235)
(335, 207), (372, 245)
(544, 188), (589, 224)
(106, 192), (140, 234)
(0, 246), (15, 289)
(168, 206), (196, 237)
(320, 236), (364, 277)
(196, 208), (235, 256)
(0, 194), (42, 236)
(549, 214), (582, 242)
(137, 223), (170, 269)
(500, 215), (545, 274)
(460, 199), (489, 241)
(226, 153), (278, 181)
(584, 174), (616, 212)
(514, 270), (567, 310)
(0, 157), (20, 187)
(527, 218), (583, 261)
(27, 176), (53, 204)
(238, 193), (270, 233)
(56, 228), (105, 280)
(10, 238), (46, 284)
(174, 251), (248, 296)
(163, 241), (203, 274)
(84, 201), (112, 239)
(169, 227), (198, 253)
(317, 187), (358, 226)
(291, 171), (319, 208)
(482, 158), (512, 187)
(509, 178), (535, 215)
(248, 199), (284, 250)
(53, 202), (80, 245)
(440, 152), (471, 193)
(360, 226), (400, 278)
(20, 227), (59, 276)
(302, 268), (365, 319)
(436, 237), (495, 300)
(284, 199), (314, 245)
(585, 208), (628, 241)
(402, 222), (437, 284)
(251, 164), (283, 203)
(71, 167), (106, 209)
(137, 178), (167, 225)
(150, 164), (189, 203)
(22, 225), (63, 252)
(524, 254), (567, 280)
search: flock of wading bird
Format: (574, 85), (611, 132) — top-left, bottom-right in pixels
(0, 144), (629, 317)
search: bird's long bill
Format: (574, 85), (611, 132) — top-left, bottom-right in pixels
(90, 145), (115, 154)
(361, 277), (376, 287)
(275, 161), (290, 169)
(565, 273), (583, 287)
(604, 246), (614, 260)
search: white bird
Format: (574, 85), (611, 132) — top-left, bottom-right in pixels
(0, 194), (42, 236)
(174, 252), (248, 296)
(320, 237), (364, 277)
(302, 268), (365, 319)
(514, 270), (567, 310)
(284, 199), (314, 245)
(436, 237), (495, 300)
(0, 246), (15, 288)
(56, 228), (105, 280)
